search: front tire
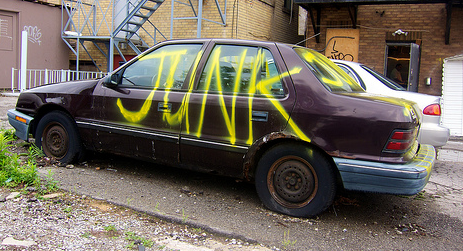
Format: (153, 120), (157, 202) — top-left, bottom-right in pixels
(35, 111), (82, 164)
(255, 143), (337, 217)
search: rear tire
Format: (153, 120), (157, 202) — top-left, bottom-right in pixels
(35, 111), (82, 164)
(255, 143), (337, 217)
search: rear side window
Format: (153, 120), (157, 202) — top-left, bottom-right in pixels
(197, 44), (284, 96)
(121, 44), (202, 89)
(294, 47), (364, 93)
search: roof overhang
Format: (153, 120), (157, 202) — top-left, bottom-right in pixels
(295, 0), (455, 4)
(295, 0), (462, 45)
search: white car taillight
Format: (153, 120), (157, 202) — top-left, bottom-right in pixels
(423, 104), (441, 116)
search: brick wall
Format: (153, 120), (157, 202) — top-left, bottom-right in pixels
(304, 3), (463, 96)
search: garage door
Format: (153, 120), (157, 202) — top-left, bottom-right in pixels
(442, 55), (463, 136)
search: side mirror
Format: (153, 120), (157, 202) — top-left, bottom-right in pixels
(103, 74), (119, 88)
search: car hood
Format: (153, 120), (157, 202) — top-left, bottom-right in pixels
(22, 79), (101, 95)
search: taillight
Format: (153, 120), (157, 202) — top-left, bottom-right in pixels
(423, 104), (441, 116)
(384, 129), (417, 153)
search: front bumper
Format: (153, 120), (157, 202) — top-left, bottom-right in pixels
(7, 109), (33, 141)
(334, 144), (435, 195)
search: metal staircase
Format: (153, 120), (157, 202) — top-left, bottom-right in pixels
(61, 0), (227, 72)
(61, 0), (166, 71)
(114, 0), (165, 54)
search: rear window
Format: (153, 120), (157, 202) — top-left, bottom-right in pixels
(294, 47), (364, 93)
(360, 65), (406, 91)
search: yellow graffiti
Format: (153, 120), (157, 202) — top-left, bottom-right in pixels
(117, 90), (155, 123)
(117, 49), (187, 123)
(295, 48), (362, 92)
(116, 45), (312, 147)
(167, 50), (204, 133)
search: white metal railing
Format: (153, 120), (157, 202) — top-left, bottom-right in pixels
(11, 68), (107, 92)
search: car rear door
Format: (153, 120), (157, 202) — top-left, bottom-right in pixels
(179, 41), (296, 177)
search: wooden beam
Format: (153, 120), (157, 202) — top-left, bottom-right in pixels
(308, 5), (322, 43)
(347, 4), (358, 29)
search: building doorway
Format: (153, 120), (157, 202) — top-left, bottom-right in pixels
(385, 43), (420, 92)
(0, 10), (18, 90)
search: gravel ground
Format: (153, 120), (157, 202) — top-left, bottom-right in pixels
(0, 187), (269, 251)
(0, 128), (270, 251)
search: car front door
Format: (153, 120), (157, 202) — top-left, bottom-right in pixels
(90, 43), (203, 164)
(179, 42), (296, 177)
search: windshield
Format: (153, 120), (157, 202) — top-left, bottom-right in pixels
(361, 65), (406, 91)
(294, 47), (364, 93)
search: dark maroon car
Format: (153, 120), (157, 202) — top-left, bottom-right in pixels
(8, 39), (435, 217)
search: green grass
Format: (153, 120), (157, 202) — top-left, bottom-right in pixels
(0, 130), (39, 187)
(281, 230), (297, 250)
(124, 231), (155, 249)
(0, 129), (56, 193)
(104, 225), (117, 232)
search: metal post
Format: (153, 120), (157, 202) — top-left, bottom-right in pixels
(109, 38), (114, 72)
(170, 0), (174, 39)
(45, 69), (49, 85)
(76, 38), (80, 72)
(197, 0), (203, 38)
(20, 30), (28, 92)
(11, 68), (15, 93)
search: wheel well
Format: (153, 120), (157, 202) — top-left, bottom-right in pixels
(247, 139), (344, 189)
(30, 105), (72, 138)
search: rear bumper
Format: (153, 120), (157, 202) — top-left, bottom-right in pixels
(7, 109), (33, 141)
(419, 122), (450, 147)
(334, 144), (435, 195)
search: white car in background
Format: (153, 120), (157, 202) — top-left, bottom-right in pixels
(333, 59), (450, 147)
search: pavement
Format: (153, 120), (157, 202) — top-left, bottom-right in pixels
(1, 92), (463, 250)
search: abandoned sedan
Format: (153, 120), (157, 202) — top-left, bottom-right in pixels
(8, 39), (435, 217)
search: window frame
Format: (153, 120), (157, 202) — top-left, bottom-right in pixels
(116, 43), (204, 91)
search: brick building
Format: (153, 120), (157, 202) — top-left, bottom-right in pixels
(62, 0), (303, 72)
(296, 0), (463, 96)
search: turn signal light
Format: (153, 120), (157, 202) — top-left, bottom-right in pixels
(423, 104), (441, 116)
(15, 116), (27, 124)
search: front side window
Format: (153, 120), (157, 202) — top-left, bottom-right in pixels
(294, 47), (364, 93)
(121, 44), (202, 89)
(197, 44), (284, 96)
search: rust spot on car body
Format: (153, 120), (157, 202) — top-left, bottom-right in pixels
(243, 132), (299, 181)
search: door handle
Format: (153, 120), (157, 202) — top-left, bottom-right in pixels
(157, 103), (172, 113)
(251, 111), (268, 122)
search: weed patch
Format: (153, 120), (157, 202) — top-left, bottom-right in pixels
(0, 129), (56, 193)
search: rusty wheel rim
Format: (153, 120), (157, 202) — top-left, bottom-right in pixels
(42, 122), (68, 160)
(267, 156), (318, 208)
